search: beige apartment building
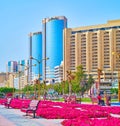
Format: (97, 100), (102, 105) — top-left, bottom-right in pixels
(0, 72), (7, 87)
(63, 19), (120, 88)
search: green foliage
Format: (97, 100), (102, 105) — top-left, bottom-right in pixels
(72, 65), (86, 94)
(86, 75), (95, 91)
(22, 85), (34, 93)
(71, 65), (94, 95)
(110, 88), (118, 94)
(63, 81), (69, 94)
(0, 87), (14, 94)
(18, 66), (95, 97)
(53, 83), (62, 94)
(75, 65), (85, 82)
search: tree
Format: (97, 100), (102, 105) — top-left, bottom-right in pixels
(86, 75), (95, 94)
(53, 83), (62, 95)
(63, 81), (69, 94)
(0, 87), (14, 94)
(66, 70), (75, 95)
(111, 88), (118, 94)
(73, 65), (86, 95)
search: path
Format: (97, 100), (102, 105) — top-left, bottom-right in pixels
(0, 105), (63, 126)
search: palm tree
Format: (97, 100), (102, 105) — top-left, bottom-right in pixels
(97, 68), (102, 93)
(66, 70), (75, 95)
(74, 65), (86, 95)
(86, 75), (95, 95)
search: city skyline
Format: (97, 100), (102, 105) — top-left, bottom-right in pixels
(0, 0), (120, 72)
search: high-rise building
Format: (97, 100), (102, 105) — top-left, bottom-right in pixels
(54, 61), (63, 83)
(63, 19), (120, 91)
(6, 61), (18, 88)
(6, 60), (29, 89)
(0, 72), (7, 87)
(17, 60), (29, 89)
(29, 32), (42, 80)
(42, 16), (67, 83)
(6, 61), (18, 73)
(18, 60), (29, 74)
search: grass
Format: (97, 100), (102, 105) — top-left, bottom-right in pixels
(80, 97), (91, 102)
(81, 97), (118, 103)
(53, 96), (119, 103)
(111, 98), (118, 102)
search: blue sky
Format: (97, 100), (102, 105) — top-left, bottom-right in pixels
(0, 0), (120, 72)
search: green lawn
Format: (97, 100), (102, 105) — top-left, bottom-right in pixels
(81, 97), (118, 103)
(54, 97), (118, 103)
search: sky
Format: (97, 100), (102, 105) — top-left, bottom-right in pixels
(0, 0), (120, 72)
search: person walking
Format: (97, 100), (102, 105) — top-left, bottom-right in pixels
(97, 93), (105, 106)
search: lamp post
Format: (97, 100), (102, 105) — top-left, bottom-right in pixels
(18, 71), (21, 97)
(112, 52), (120, 102)
(30, 56), (49, 99)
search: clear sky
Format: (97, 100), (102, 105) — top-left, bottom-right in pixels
(0, 0), (120, 72)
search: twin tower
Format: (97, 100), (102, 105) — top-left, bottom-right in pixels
(29, 16), (67, 84)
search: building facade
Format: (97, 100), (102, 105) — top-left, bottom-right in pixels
(6, 61), (18, 88)
(6, 61), (18, 73)
(6, 60), (30, 89)
(54, 61), (63, 83)
(18, 60), (29, 75)
(42, 16), (67, 84)
(17, 60), (29, 89)
(0, 72), (7, 87)
(29, 32), (42, 80)
(63, 19), (120, 91)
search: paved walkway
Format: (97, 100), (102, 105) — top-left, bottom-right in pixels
(0, 115), (16, 126)
(0, 105), (63, 126)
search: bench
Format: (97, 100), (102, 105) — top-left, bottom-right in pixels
(63, 95), (77, 103)
(76, 98), (81, 103)
(70, 95), (76, 103)
(4, 98), (12, 108)
(21, 100), (40, 118)
(90, 97), (98, 104)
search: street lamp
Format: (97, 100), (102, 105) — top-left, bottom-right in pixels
(30, 56), (49, 99)
(20, 63), (36, 98)
(112, 52), (120, 102)
(18, 71), (22, 96)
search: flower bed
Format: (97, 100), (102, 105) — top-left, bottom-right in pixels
(62, 116), (120, 126)
(36, 102), (109, 119)
(9, 99), (31, 109)
(0, 98), (7, 105)
(2, 99), (120, 125)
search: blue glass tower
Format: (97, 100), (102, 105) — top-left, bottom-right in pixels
(42, 16), (67, 83)
(29, 32), (42, 79)
(18, 60), (29, 75)
(6, 61), (18, 73)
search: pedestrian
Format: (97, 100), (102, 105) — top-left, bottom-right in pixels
(97, 93), (105, 106)
(43, 91), (47, 100)
(107, 94), (111, 106)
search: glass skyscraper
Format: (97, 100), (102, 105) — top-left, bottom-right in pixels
(42, 16), (67, 83)
(6, 61), (18, 73)
(29, 32), (42, 80)
(18, 60), (29, 75)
